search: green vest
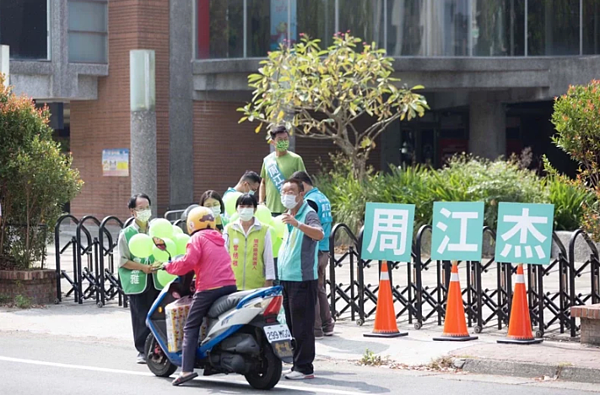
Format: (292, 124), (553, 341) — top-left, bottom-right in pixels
(226, 223), (268, 290)
(118, 226), (163, 295)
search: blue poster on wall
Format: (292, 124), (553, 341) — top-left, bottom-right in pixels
(270, 0), (297, 50)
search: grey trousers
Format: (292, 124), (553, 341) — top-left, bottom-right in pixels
(314, 251), (334, 333)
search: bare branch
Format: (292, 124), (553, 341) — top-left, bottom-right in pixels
(296, 132), (341, 141)
(362, 111), (402, 138)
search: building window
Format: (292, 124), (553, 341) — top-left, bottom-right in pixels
(583, 0), (600, 54)
(527, 0), (580, 56)
(68, 0), (108, 63)
(472, 0), (525, 56)
(0, 0), (49, 60)
(194, 0), (599, 59)
(338, 0), (380, 46)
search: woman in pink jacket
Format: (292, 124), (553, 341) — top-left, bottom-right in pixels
(163, 206), (237, 387)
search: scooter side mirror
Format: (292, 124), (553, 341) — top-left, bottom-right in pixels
(153, 237), (167, 250)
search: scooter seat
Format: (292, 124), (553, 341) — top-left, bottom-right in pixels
(207, 289), (257, 318)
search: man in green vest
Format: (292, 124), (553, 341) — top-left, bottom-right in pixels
(278, 179), (324, 380)
(117, 193), (162, 364)
(259, 126), (306, 216)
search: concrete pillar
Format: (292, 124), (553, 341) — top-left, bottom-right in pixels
(169, 0), (195, 210)
(130, 50), (158, 217)
(0, 45), (9, 87)
(469, 93), (506, 159)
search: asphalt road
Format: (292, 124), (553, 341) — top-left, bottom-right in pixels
(0, 332), (597, 395)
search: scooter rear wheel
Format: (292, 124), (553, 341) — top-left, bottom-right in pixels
(244, 343), (282, 390)
(144, 333), (178, 377)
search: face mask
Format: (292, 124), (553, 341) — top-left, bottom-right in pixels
(136, 209), (151, 223)
(276, 140), (289, 152)
(281, 194), (298, 210)
(210, 206), (221, 217)
(248, 190), (255, 196)
(238, 208), (254, 222)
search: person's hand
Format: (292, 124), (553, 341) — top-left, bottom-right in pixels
(142, 265), (158, 274)
(281, 213), (298, 228)
(264, 280), (273, 287)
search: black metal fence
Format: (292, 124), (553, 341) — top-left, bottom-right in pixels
(55, 216), (600, 338)
(55, 214), (150, 308)
(328, 223), (600, 338)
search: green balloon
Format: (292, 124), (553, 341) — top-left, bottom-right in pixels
(229, 212), (239, 223)
(172, 225), (183, 235)
(256, 205), (273, 226)
(224, 192), (243, 217)
(157, 270), (177, 287)
(128, 233), (153, 258)
(149, 218), (174, 240)
(152, 238), (176, 263)
(271, 215), (286, 239)
(270, 227), (283, 258)
(175, 234), (191, 255)
(152, 246), (168, 263)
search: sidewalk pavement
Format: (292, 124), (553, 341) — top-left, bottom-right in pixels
(1, 302), (598, 383)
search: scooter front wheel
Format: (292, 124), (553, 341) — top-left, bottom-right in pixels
(144, 333), (177, 377)
(244, 343), (282, 390)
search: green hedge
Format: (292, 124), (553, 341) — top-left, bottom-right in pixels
(315, 154), (594, 234)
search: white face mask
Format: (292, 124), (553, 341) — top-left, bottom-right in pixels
(238, 208), (254, 222)
(248, 190), (255, 196)
(210, 206), (221, 217)
(136, 209), (151, 223)
(281, 194), (298, 210)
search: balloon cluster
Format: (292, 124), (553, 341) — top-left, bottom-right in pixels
(127, 218), (192, 287)
(223, 192), (287, 257)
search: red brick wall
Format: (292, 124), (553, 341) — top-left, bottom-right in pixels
(0, 270), (55, 305)
(192, 101), (269, 201)
(70, 0), (170, 220)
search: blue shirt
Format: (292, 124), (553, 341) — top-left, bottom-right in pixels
(305, 188), (332, 252)
(277, 203), (322, 282)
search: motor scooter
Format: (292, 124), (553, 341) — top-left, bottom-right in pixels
(144, 238), (293, 390)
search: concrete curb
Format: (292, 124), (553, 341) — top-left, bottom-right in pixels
(453, 357), (600, 384)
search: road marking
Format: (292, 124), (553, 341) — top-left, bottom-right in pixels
(0, 356), (368, 395)
(0, 356), (154, 377)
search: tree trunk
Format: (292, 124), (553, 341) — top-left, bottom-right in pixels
(25, 188), (31, 264)
(352, 156), (368, 183)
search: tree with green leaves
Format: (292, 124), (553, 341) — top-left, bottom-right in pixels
(551, 80), (600, 239)
(238, 32), (428, 180)
(0, 74), (83, 269)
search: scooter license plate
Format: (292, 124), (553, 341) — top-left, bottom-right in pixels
(264, 324), (292, 343)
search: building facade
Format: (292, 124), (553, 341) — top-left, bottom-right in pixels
(2, 0), (600, 219)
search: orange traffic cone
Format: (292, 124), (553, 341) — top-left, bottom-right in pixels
(497, 264), (543, 344)
(434, 262), (478, 341)
(364, 261), (408, 338)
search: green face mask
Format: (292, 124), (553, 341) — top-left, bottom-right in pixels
(276, 140), (289, 152)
